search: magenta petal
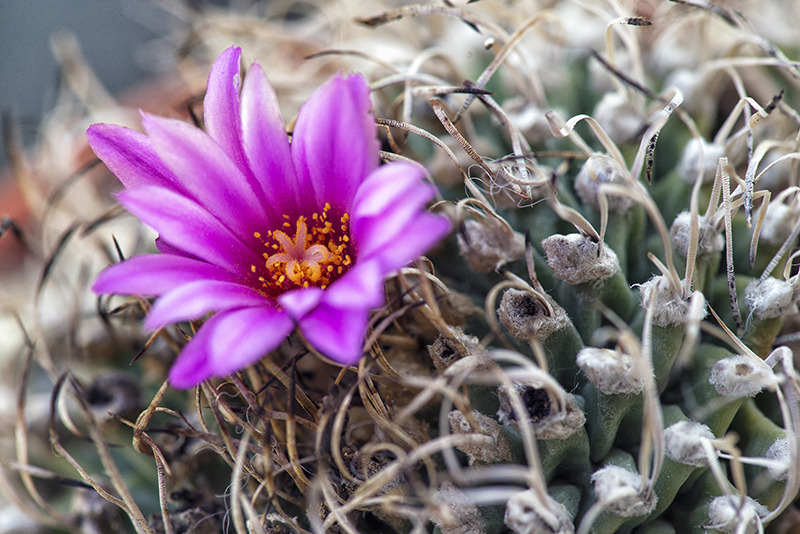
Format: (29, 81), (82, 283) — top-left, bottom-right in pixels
(168, 306), (293, 389)
(155, 237), (195, 258)
(351, 166), (436, 258)
(359, 212), (450, 272)
(203, 46), (251, 179)
(240, 61), (301, 216)
(117, 185), (258, 272)
(350, 163), (449, 268)
(87, 124), (180, 191)
(351, 163), (428, 220)
(292, 74), (379, 211)
(93, 254), (236, 296)
(322, 261), (385, 310)
(298, 303), (369, 365)
(277, 288), (324, 320)
(145, 280), (269, 330)
(141, 113), (274, 238)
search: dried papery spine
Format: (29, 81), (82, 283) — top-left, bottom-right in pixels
(15, 1), (800, 533)
(576, 347), (644, 395)
(488, 165), (547, 209)
(505, 489), (575, 534)
(447, 409), (512, 466)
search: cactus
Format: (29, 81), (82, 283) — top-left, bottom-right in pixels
(3, 1), (800, 534)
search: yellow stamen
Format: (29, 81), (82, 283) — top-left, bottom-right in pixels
(251, 207), (354, 296)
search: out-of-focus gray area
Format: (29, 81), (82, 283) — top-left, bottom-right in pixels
(0, 0), (159, 170)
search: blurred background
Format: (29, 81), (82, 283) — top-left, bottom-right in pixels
(0, 1), (165, 171)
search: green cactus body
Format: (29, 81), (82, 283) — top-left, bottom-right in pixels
(19, 1), (800, 533)
(730, 399), (787, 509)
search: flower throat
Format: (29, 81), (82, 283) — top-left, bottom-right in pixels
(252, 203), (352, 297)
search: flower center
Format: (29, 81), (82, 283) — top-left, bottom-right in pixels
(252, 203), (352, 297)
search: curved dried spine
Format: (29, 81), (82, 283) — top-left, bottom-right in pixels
(633, 286), (665, 498)
(756, 186), (800, 247)
(454, 10), (558, 121)
(543, 186), (600, 244)
(403, 47), (464, 126)
(602, 15), (648, 94)
(17, 1), (800, 533)
(599, 181), (681, 293)
(761, 347), (800, 522)
(487, 350), (560, 512)
(468, 86), (551, 204)
(357, 4), (510, 40)
(52, 375), (154, 534)
(700, 314), (800, 523)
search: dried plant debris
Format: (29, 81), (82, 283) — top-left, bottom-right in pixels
(4, 0), (800, 533)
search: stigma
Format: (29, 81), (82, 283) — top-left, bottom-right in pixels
(252, 203), (352, 296)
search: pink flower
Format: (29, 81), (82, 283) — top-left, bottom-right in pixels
(88, 46), (449, 388)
